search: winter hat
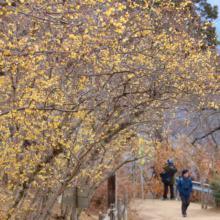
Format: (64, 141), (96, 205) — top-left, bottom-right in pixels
(182, 169), (189, 175)
(169, 158), (174, 164)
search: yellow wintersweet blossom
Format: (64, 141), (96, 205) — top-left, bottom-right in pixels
(0, 0), (218, 219)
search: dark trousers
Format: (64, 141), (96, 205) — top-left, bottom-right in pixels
(163, 183), (174, 199)
(180, 195), (190, 215)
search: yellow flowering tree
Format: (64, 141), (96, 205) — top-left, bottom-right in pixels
(0, 0), (218, 219)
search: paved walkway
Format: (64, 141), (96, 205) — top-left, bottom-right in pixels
(132, 199), (220, 220)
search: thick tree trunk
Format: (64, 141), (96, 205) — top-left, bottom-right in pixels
(6, 147), (63, 220)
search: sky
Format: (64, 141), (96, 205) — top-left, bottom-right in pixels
(208, 0), (220, 42)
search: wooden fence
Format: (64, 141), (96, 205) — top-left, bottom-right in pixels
(99, 193), (127, 220)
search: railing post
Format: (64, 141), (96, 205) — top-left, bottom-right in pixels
(109, 204), (115, 220)
(124, 193), (127, 220)
(99, 213), (105, 220)
(117, 198), (122, 220)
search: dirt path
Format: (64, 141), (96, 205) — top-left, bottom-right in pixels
(131, 199), (220, 220)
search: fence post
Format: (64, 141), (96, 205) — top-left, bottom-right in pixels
(109, 204), (115, 220)
(99, 213), (105, 220)
(118, 199), (122, 220)
(124, 193), (127, 220)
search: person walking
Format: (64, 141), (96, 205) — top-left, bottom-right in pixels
(177, 170), (193, 217)
(162, 158), (177, 200)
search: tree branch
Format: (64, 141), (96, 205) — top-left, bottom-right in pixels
(192, 126), (220, 145)
(108, 153), (149, 177)
(0, 0), (16, 6)
(89, 153), (150, 199)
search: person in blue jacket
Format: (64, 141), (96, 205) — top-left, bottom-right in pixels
(177, 170), (193, 217)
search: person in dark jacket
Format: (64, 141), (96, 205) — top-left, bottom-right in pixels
(162, 158), (177, 200)
(177, 170), (193, 217)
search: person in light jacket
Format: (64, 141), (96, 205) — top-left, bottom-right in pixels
(162, 158), (176, 200)
(177, 170), (193, 217)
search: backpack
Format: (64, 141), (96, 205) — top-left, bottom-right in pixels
(161, 175), (172, 184)
(160, 169), (177, 184)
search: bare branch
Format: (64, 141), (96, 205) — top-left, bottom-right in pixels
(192, 126), (220, 145)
